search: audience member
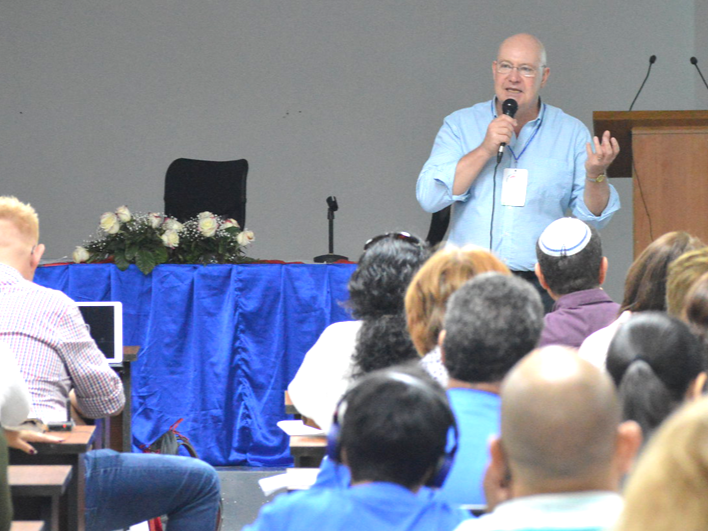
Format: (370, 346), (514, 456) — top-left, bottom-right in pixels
(579, 231), (704, 368)
(247, 366), (470, 531)
(535, 218), (618, 348)
(606, 312), (706, 442)
(666, 247), (708, 316)
(289, 232), (428, 431)
(405, 246), (510, 386)
(682, 271), (708, 354)
(615, 396), (708, 531)
(436, 273), (543, 507)
(458, 346), (641, 531)
(0, 196), (221, 531)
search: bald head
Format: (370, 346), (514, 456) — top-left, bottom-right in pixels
(501, 347), (620, 485)
(497, 33), (547, 67)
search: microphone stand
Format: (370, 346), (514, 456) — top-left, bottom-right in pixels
(314, 197), (348, 263)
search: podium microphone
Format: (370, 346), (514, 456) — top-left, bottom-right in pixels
(496, 98), (519, 163)
(690, 57), (708, 92)
(629, 55), (657, 111)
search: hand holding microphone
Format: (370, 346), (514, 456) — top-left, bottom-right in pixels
(496, 98), (519, 162)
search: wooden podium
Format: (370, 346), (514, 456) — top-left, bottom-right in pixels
(593, 111), (708, 257)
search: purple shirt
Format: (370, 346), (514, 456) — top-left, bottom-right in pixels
(538, 288), (620, 349)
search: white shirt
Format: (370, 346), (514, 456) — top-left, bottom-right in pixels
(0, 341), (32, 427)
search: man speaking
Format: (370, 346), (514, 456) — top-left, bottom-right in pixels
(417, 34), (620, 278)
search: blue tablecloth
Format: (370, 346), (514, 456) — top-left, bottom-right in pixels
(34, 263), (357, 466)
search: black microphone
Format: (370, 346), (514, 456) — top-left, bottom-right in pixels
(496, 98), (519, 163)
(690, 57), (708, 92)
(629, 55), (657, 111)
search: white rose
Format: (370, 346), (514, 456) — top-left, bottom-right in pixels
(72, 246), (89, 263)
(221, 218), (240, 230)
(161, 229), (180, 248)
(198, 215), (218, 238)
(236, 230), (255, 246)
(148, 212), (162, 229)
(162, 218), (184, 232)
(197, 211), (214, 220)
(99, 212), (121, 234)
(115, 205), (132, 223)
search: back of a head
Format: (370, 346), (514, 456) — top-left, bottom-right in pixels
(621, 231), (704, 314)
(348, 234), (429, 319)
(0, 196), (40, 251)
(606, 312), (705, 440)
(683, 271), (708, 353)
(501, 346), (620, 486)
(336, 366), (455, 490)
(616, 396), (708, 531)
(443, 273), (543, 383)
(405, 245), (509, 356)
(667, 247), (708, 316)
(536, 218), (602, 296)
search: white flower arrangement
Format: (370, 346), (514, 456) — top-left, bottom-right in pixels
(74, 206), (255, 274)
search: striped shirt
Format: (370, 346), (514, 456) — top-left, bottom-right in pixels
(0, 263), (124, 422)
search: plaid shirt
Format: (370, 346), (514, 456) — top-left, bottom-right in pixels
(0, 263), (125, 422)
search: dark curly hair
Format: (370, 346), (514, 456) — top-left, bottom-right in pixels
(348, 235), (429, 377)
(347, 236), (429, 320)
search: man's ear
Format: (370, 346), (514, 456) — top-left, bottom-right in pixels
(686, 372), (707, 400)
(599, 256), (608, 285)
(540, 66), (550, 88)
(534, 263), (549, 291)
(27, 243), (45, 280)
(438, 330), (446, 364)
(614, 420), (642, 476)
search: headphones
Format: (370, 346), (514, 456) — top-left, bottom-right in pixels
(326, 370), (458, 489)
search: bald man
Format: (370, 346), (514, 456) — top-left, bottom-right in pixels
(455, 347), (641, 531)
(417, 33), (620, 283)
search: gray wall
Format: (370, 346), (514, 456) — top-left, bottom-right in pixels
(1, 1), (704, 300)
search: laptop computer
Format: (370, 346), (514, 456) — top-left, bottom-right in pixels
(76, 301), (124, 366)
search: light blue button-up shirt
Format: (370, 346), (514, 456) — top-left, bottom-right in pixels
(417, 99), (620, 271)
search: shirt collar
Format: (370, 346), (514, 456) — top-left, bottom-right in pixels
(490, 96), (546, 126)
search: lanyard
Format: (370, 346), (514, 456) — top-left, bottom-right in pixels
(490, 100), (545, 165)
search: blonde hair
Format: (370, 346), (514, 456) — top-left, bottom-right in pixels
(405, 246), (509, 356)
(0, 196), (39, 243)
(666, 248), (708, 316)
(616, 396), (708, 531)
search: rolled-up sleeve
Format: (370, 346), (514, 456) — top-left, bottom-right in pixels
(417, 117), (472, 213)
(56, 305), (125, 418)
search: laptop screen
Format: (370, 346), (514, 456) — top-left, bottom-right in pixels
(76, 302), (124, 365)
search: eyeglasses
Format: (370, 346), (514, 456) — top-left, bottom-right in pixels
(495, 61), (542, 78)
(363, 232), (423, 251)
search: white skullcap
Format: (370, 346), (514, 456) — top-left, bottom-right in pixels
(538, 218), (591, 257)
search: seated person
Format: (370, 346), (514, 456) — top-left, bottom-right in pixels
(605, 312), (706, 443)
(615, 396), (708, 531)
(247, 366), (470, 531)
(437, 273), (544, 507)
(405, 246), (510, 387)
(460, 347), (641, 531)
(579, 231), (703, 369)
(0, 196), (221, 531)
(535, 217), (619, 348)
(288, 232), (428, 431)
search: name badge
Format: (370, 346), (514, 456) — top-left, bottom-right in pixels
(501, 168), (528, 207)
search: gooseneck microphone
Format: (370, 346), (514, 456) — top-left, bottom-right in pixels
(496, 98), (519, 163)
(629, 55), (657, 111)
(690, 57), (708, 92)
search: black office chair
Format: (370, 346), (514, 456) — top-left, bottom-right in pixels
(164, 158), (248, 228)
(425, 205), (451, 247)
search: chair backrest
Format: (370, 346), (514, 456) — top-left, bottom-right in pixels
(164, 158), (248, 228)
(425, 205), (451, 247)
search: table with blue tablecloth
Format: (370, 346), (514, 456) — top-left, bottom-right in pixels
(34, 263), (357, 466)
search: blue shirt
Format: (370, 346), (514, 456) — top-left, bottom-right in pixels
(244, 480), (471, 531)
(438, 388), (500, 507)
(417, 99), (620, 271)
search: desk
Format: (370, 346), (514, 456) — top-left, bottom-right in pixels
(10, 426), (96, 531)
(35, 263), (356, 466)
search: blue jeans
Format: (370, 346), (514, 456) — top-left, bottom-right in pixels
(84, 449), (221, 531)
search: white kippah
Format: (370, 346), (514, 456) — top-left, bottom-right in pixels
(538, 218), (591, 257)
